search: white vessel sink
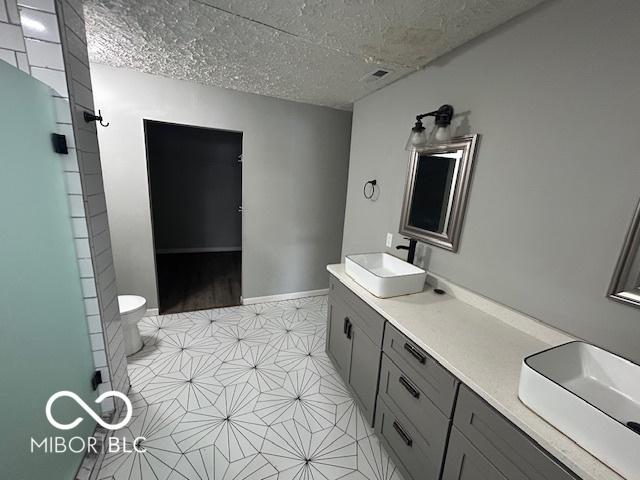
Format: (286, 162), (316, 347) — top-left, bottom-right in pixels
(519, 341), (640, 479)
(345, 253), (426, 298)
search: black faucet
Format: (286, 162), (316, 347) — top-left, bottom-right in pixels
(396, 238), (418, 264)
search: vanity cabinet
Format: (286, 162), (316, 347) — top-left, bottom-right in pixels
(326, 276), (385, 425)
(326, 274), (581, 480)
(443, 386), (578, 480)
(376, 324), (458, 480)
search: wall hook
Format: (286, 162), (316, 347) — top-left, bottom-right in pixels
(84, 109), (109, 127)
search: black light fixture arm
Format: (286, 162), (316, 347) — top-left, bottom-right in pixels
(414, 104), (454, 127)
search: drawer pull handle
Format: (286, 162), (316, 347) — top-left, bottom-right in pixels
(392, 420), (413, 447)
(399, 376), (420, 398)
(346, 321), (353, 339)
(404, 342), (426, 364)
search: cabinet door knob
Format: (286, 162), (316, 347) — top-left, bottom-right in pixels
(404, 342), (427, 364)
(392, 420), (413, 447)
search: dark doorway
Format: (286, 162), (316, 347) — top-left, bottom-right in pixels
(145, 120), (242, 314)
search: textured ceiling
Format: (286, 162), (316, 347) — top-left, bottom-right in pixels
(84, 0), (545, 110)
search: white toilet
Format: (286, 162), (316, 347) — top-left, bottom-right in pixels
(118, 295), (147, 356)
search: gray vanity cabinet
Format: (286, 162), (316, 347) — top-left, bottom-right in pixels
(326, 276), (385, 425)
(442, 428), (508, 480)
(442, 385), (578, 480)
(326, 274), (582, 480)
(326, 296), (353, 380)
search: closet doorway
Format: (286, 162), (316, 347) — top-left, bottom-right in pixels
(144, 120), (242, 314)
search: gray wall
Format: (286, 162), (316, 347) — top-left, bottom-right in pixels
(342, 0), (640, 362)
(146, 122), (242, 252)
(91, 64), (352, 307)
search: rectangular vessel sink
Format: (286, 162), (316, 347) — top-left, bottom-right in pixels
(345, 253), (426, 298)
(519, 341), (640, 479)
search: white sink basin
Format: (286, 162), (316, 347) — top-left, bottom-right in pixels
(345, 253), (426, 298)
(519, 341), (640, 479)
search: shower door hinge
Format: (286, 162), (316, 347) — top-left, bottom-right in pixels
(91, 370), (103, 391)
(51, 133), (68, 154)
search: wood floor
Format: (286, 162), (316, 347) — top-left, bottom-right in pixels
(156, 251), (241, 314)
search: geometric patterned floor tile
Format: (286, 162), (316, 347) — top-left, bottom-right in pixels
(99, 295), (403, 480)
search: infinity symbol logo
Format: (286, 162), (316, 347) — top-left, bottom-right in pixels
(45, 391), (133, 431)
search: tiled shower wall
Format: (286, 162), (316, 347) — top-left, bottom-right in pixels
(0, 0), (129, 413)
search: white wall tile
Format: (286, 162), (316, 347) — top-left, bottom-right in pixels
(89, 333), (104, 351)
(55, 122), (74, 148)
(78, 258), (94, 278)
(86, 314), (102, 333)
(6, 0), (20, 24)
(0, 22), (25, 51)
(84, 297), (99, 316)
(60, 146), (78, 172)
(30, 66), (67, 96)
(17, 0), (55, 14)
(72, 217), (88, 238)
(15, 50), (28, 71)
(68, 193), (84, 216)
(0, 47), (16, 65)
(19, 7), (59, 42)
(81, 278), (97, 298)
(0, 2), (9, 22)
(53, 96), (71, 123)
(92, 348), (106, 368)
(63, 171), (82, 194)
(25, 37), (63, 69)
(74, 237), (91, 258)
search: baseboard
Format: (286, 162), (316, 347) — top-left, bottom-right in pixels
(145, 307), (159, 316)
(156, 246), (241, 254)
(242, 288), (328, 305)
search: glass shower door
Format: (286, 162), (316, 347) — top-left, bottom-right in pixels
(0, 61), (97, 478)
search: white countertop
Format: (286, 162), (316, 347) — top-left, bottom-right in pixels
(327, 263), (624, 480)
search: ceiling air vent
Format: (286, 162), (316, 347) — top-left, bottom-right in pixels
(360, 68), (392, 83)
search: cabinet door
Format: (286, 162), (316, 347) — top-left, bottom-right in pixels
(326, 299), (353, 382)
(442, 428), (507, 480)
(349, 324), (380, 424)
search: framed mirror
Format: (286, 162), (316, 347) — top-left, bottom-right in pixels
(608, 198), (640, 308)
(399, 134), (479, 252)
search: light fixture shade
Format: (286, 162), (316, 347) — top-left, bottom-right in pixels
(429, 124), (452, 144)
(404, 127), (428, 151)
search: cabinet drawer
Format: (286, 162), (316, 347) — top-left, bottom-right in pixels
(383, 323), (458, 417)
(442, 427), (507, 480)
(379, 354), (450, 444)
(329, 275), (385, 345)
(375, 397), (444, 480)
(454, 385), (577, 480)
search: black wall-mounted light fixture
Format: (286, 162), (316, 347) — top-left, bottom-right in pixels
(404, 104), (454, 151)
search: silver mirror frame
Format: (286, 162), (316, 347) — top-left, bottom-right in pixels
(399, 134), (479, 253)
(608, 197), (640, 308)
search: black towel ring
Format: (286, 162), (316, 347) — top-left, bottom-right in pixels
(363, 179), (377, 200)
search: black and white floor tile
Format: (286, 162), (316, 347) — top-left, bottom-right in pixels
(98, 296), (403, 480)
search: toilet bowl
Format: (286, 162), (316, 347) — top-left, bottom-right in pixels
(118, 295), (146, 356)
